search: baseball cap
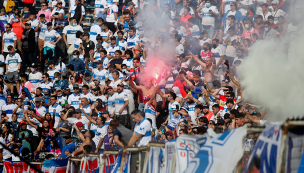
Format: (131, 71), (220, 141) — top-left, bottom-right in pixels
(43, 89), (50, 95)
(129, 21), (134, 26)
(93, 77), (100, 81)
(272, 0), (279, 4)
(55, 87), (61, 91)
(92, 86), (100, 91)
(35, 97), (43, 102)
(193, 87), (202, 94)
(19, 121), (27, 126)
(83, 32), (90, 36)
(106, 86), (113, 91)
(48, 60), (55, 65)
(15, 138), (22, 143)
(113, 0), (118, 2)
(96, 35), (102, 40)
(96, 43), (102, 49)
(76, 122), (84, 127)
(60, 99), (68, 107)
(46, 22), (52, 26)
(127, 1), (135, 6)
(81, 129), (88, 134)
(63, 135), (71, 139)
(166, 131), (173, 136)
(75, 108), (82, 113)
(181, 63), (188, 68)
(101, 110), (109, 115)
(73, 84), (79, 89)
(25, 21), (31, 25)
(202, 104), (209, 108)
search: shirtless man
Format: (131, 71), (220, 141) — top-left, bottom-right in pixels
(129, 78), (157, 106)
(71, 125), (95, 157)
(193, 55), (214, 87)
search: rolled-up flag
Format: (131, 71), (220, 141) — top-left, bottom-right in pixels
(125, 71), (135, 80)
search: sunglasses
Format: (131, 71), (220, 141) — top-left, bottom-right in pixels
(41, 5), (46, 6)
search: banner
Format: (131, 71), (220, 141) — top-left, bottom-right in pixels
(245, 122), (283, 173)
(110, 153), (131, 173)
(104, 154), (119, 173)
(80, 156), (100, 173)
(285, 129), (304, 173)
(147, 146), (165, 173)
(4, 161), (42, 173)
(184, 126), (247, 173)
(164, 139), (176, 173)
(175, 134), (208, 173)
(43, 158), (69, 173)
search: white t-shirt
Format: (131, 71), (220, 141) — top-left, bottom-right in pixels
(44, 29), (60, 49)
(47, 69), (59, 80)
(94, 0), (107, 17)
(271, 9), (286, 24)
(0, 54), (4, 75)
(40, 81), (53, 91)
(211, 46), (224, 65)
(118, 40), (127, 51)
(38, 21), (48, 40)
(93, 68), (109, 85)
(0, 14), (9, 26)
(223, 0), (236, 13)
(63, 25), (84, 44)
(107, 94), (115, 114)
(106, 45), (120, 56)
(144, 103), (156, 128)
(51, 8), (65, 16)
(92, 124), (107, 148)
(122, 58), (134, 69)
(68, 93), (81, 109)
(69, 4), (85, 18)
(175, 44), (184, 55)
(201, 6), (218, 26)
(134, 118), (151, 147)
(5, 53), (22, 72)
(3, 31), (17, 52)
(29, 72), (43, 90)
(48, 103), (62, 128)
(106, 4), (118, 23)
(74, 38), (82, 49)
(89, 24), (102, 44)
(190, 25), (200, 39)
(126, 35), (139, 49)
(109, 79), (122, 89)
(113, 91), (128, 115)
(29, 19), (40, 37)
(0, 136), (12, 160)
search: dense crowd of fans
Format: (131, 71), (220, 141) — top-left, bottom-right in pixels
(0, 0), (298, 163)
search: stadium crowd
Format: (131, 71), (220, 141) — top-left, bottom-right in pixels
(0, 0), (297, 163)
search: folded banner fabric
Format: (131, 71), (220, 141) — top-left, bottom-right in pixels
(43, 158), (69, 173)
(184, 126), (247, 173)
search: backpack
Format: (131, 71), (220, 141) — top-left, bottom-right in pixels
(5, 0), (15, 13)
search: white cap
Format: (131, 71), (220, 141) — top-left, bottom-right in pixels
(113, 0), (119, 2)
(272, 0), (279, 4)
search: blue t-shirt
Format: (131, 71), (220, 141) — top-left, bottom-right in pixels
(60, 143), (75, 158)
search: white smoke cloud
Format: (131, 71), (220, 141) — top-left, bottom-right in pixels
(237, 6), (304, 121)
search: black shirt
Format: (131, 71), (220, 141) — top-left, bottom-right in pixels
(82, 40), (95, 57)
(37, 127), (49, 139)
(110, 58), (124, 65)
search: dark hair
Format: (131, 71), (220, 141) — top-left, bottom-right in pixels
(175, 34), (182, 42)
(117, 31), (124, 35)
(179, 129), (188, 134)
(67, 64), (74, 71)
(188, 17), (195, 24)
(109, 119), (119, 129)
(131, 110), (143, 116)
(20, 74), (28, 81)
(199, 117), (208, 124)
(212, 104), (220, 109)
(82, 85), (89, 90)
(228, 15), (235, 21)
(115, 50), (122, 55)
(76, 31), (83, 38)
(268, 15), (274, 20)
(83, 145), (92, 153)
(264, 21), (270, 26)
(227, 92), (235, 98)
(125, 49), (133, 57)
(228, 26), (235, 31)
(261, 3), (268, 7)
(212, 80), (221, 88)
(235, 113), (245, 119)
(129, 27), (136, 33)
(97, 17), (104, 23)
(73, 50), (80, 55)
(50, 95), (57, 100)
(230, 109), (239, 116)
(169, 91), (176, 100)
(195, 104), (204, 110)
(51, 139), (60, 150)
(226, 99), (234, 104)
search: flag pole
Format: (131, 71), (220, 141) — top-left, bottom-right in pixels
(0, 142), (43, 173)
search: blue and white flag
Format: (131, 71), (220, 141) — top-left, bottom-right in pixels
(43, 157), (69, 173)
(175, 134), (209, 173)
(147, 146), (165, 173)
(245, 122), (283, 173)
(185, 126), (247, 173)
(164, 139), (176, 173)
(111, 153), (131, 173)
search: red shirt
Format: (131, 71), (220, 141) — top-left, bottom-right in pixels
(204, 111), (214, 121)
(173, 79), (188, 97)
(12, 21), (25, 39)
(181, 14), (191, 23)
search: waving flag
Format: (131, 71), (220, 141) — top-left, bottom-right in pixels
(110, 153), (131, 173)
(164, 139), (176, 173)
(43, 158), (69, 173)
(219, 94), (226, 110)
(147, 146), (165, 173)
(245, 122), (283, 173)
(80, 156), (100, 173)
(104, 154), (119, 173)
(175, 135), (209, 173)
(184, 126), (247, 173)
